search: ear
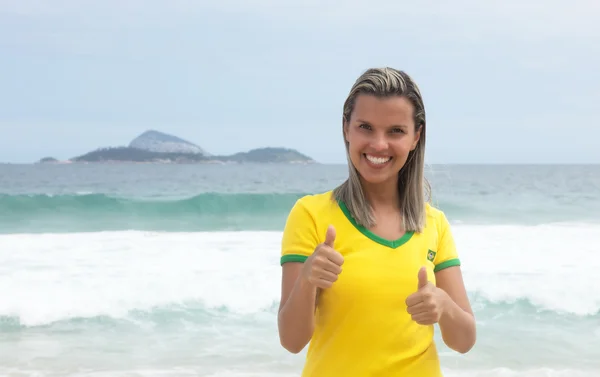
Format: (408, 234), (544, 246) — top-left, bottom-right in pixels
(343, 120), (349, 143)
(411, 124), (422, 151)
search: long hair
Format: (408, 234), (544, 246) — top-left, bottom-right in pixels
(332, 67), (430, 233)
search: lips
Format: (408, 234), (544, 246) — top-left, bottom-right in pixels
(364, 154), (392, 165)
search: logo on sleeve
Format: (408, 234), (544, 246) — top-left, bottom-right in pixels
(427, 249), (437, 262)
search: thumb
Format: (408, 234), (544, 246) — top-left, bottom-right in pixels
(417, 266), (428, 289)
(324, 225), (336, 247)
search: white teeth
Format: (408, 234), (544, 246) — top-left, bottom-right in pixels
(365, 154), (391, 164)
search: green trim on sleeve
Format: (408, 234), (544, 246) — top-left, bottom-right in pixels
(434, 258), (461, 272)
(280, 254), (309, 265)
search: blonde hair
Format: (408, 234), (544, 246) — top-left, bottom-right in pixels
(332, 67), (430, 233)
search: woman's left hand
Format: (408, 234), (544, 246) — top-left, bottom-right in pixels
(405, 267), (450, 325)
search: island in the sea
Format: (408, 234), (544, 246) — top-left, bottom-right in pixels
(38, 130), (316, 164)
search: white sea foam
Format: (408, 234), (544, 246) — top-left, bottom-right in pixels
(0, 230), (282, 326)
(453, 223), (600, 316)
(0, 225), (599, 374)
(0, 224), (598, 326)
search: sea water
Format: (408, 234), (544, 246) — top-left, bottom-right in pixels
(0, 163), (599, 377)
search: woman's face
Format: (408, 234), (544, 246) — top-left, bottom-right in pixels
(343, 94), (421, 187)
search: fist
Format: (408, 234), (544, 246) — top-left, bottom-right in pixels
(405, 267), (448, 325)
(302, 225), (344, 289)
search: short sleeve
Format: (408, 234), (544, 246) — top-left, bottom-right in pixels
(280, 198), (319, 265)
(433, 211), (461, 273)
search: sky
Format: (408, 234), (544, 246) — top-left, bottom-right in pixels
(0, 0), (599, 164)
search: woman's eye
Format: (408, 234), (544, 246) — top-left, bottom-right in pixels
(359, 123), (371, 130)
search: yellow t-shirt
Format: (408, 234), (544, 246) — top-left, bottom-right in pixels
(280, 190), (461, 377)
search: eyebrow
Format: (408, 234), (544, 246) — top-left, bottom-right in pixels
(356, 119), (408, 129)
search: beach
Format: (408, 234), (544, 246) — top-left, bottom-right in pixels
(0, 163), (598, 376)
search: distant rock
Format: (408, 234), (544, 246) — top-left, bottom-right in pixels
(219, 147), (315, 163)
(37, 157), (59, 163)
(55, 130), (316, 164)
(129, 130), (210, 156)
(70, 147), (210, 163)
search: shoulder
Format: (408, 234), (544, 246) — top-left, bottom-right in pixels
(281, 190), (338, 264)
(423, 202), (460, 270)
(422, 202), (454, 245)
(425, 202), (444, 218)
(424, 202), (451, 230)
(289, 190), (338, 218)
(282, 189), (339, 237)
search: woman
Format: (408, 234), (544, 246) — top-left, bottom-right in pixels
(277, 67), (476, 376)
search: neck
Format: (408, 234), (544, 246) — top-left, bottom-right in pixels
(360, 176), (400, 211)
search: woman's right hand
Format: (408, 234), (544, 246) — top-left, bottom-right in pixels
(301, 225), (344, 289)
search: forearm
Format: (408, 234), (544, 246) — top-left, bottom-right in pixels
(438, 292), (476, 354)
(278, 276), (317, 353)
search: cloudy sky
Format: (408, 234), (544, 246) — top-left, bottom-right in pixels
(1, 0), (598, 164)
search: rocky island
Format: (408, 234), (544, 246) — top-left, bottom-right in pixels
(38, 157), (59, 163)
(38, 130), (315, 164)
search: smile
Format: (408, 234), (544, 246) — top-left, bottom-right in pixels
(364, 154), (392, 165)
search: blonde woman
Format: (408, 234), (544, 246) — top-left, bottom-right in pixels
(277, 67), (476, 376)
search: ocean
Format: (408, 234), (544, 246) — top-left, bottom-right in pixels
(0, 162), (599, 377)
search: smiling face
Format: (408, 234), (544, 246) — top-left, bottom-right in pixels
(343, 94), (422, 187)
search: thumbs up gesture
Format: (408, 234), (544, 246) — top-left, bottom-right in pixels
(405, 267), (449, 325)
(302, 225), (344, 289)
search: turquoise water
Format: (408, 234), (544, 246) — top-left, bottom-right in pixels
(0, 163), (599, 376)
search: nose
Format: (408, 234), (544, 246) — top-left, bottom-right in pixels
(370, 133), (388, 151)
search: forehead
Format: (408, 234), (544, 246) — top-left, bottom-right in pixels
(350, 94), (414, 126)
